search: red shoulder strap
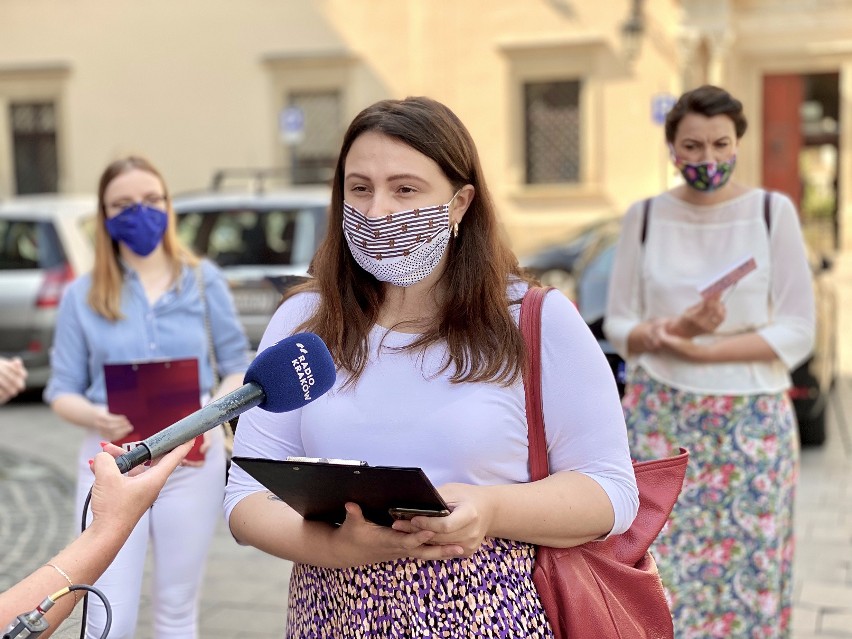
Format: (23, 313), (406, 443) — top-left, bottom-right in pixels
(520, 286), (553, 482)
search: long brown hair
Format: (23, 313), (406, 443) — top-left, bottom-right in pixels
(89, 155), (197, 320)
(286, 96), (533, 385)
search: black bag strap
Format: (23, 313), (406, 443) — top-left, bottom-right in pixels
(640, 198), (652, 245)
(763, 189), (772, 233)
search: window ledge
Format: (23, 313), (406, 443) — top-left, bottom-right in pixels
(507, 183), (608, 205)
(0, 62), (70, 80)
(262, 50), (357, 69)
(497, 33), (608, 55)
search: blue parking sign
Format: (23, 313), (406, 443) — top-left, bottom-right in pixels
(651, 93), (677, 126)
(279, 106), (305, 144)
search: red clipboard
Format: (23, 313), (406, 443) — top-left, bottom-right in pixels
(104, 358), (204, 461)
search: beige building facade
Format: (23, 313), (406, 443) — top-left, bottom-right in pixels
(683, 0), (852, 252)
(0, 0), (850, 253)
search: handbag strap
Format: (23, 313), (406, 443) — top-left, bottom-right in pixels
(194, 264), (220, 387)
(520, 286), (554, 483)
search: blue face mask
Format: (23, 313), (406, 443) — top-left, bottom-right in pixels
(105, 204), (168, 257)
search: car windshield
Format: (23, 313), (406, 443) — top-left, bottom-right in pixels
(176, 207), (324, 267)
(0, 218), (66, 270)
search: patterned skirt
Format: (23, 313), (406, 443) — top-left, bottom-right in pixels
(285, 536), (554, 638)
(623, 366), (798, 639)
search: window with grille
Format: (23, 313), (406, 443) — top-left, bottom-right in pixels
(10, 102), (59, 194)
(287, 90), (341, 185)
(524, 80), (581, 185)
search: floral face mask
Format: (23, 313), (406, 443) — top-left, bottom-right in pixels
(670, 145), (737, 192)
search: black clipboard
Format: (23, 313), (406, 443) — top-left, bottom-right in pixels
(231, 456), (450, 527)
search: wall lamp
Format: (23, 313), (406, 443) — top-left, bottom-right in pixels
(621, 0), (646, 61)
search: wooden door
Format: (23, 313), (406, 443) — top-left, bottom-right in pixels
(762, 74), (803, 209)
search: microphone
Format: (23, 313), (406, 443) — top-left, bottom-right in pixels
(114, 332), (336, 474)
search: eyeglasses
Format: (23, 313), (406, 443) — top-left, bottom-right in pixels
(106, 194), (168, 214)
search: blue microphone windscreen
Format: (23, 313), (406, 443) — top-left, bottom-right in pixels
(244, 332), (337, 413)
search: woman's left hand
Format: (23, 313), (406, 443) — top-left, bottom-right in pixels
(390, 483), (493, 557)
(657, 328), (712, 362)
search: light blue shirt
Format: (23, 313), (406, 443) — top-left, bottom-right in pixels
(45, 259), (251, 406)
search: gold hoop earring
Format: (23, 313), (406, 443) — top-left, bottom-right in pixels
(452, 222), (459, 239)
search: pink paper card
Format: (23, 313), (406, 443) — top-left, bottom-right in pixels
(697, 255), (757, 299)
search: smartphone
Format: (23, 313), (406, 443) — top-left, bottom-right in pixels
(388, 507), (451, 521)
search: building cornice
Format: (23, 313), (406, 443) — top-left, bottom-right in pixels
(0, 62), (71, 79)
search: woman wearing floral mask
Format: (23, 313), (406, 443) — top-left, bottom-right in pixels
(45, 156), (250, 638)
(225, 96), (639, 637)
(604, 85), (815, 637)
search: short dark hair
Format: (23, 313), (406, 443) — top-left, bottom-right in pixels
(665, 85), (747, 143)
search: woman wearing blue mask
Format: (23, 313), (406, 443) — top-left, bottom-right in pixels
(604, 85), (815, 637)
(225, 96), (639, 637)
(45, 156), (250, 638)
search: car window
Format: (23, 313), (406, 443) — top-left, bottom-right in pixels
(176, 207), (324, 267)
(0, 219), (66, 270)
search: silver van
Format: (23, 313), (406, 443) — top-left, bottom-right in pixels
(172, 173), (330, 348)
(0, 195), (96, 388)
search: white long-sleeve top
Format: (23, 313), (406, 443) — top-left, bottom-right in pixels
(224, 285), (639, 537)
(604, 188), (815, 395)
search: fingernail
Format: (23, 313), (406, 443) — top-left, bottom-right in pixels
(87, 459), (94, 466)
(99, 441), (108, 448)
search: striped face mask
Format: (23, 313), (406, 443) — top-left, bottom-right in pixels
(342, 191), (459, 287)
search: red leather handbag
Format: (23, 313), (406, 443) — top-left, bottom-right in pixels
(520, 287), (688, 639)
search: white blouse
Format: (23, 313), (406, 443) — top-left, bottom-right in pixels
(604, 189), (815, 395)
(225, 285), (639, 537)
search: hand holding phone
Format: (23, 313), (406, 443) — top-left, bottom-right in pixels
(388, 506), (451, 521)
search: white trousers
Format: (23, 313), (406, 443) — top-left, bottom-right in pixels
(74, 428), (226, 639)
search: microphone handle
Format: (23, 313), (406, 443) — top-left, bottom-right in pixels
(115, 382), (265, 474)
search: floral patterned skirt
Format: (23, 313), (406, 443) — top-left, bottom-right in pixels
(285, 536), (554, 638)
(623, 366), (798, 639)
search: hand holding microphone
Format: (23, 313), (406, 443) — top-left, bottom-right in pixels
(114, 333), (336, 474)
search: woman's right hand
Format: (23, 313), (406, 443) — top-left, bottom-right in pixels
(330, 503), (464, 566)
(627, 318), (669, 354)
(92, 406), (134, 441)
(0, 356), (27, 404)
(89, 440), (194, 534)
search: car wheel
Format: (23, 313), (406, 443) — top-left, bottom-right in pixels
(797, 396), (827, 447)
(538, 269), (576, 300)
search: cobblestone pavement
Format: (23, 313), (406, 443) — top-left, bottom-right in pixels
(0, 398), (289, 638)
(0, 448), (75, 592)
(2, 252), (852, 637)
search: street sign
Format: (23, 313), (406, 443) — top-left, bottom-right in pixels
(279, 106), (305, 144)
(651, 93), (677, 126)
